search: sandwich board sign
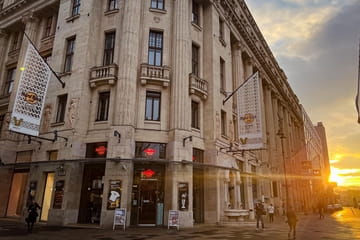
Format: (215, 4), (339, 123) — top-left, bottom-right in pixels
(113, 208), (126, 230)
(167, 210), (179, 230)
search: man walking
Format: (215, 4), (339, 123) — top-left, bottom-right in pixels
(268, 203), (275, 223)
(286, 206), (298, 239)
(255, 201), (265, 231)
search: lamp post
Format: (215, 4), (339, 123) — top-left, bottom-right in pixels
(277, 128), (289, 212)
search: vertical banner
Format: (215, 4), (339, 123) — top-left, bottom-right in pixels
(9, 42), (52, 136)
(107, 180), (122, 210)
(356, 40), (360, 123)
(237, 72), (265, 150)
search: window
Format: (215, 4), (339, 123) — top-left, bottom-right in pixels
(72, 0), (81, 16)
(48, 150), (58, 161)
(191, 101), (199, 129)
(44, 16), (53, 38)
(16, 151), (32, 163)
(107, 0), (117, 11)
(219, 17), (224, 40)
(192, 148), (204, 163)
(55, 94), (67, 123)
(192, 1), (199, 25)
(3, 68), (15, 95)
(135, 142), (166, 159)
(103, 31), (115, 65)
(221, 110), (226, 136)
(96, 91), (110, 121)
(64, 37), (75, 72)
(0, 115), (4, 132)
(192, 44), (199, 76)
(272, 181), (278, 197)
(11, 32), (19, 51)
(145, 91), (161, 121)
(151, 0), (164, 10)
(148, 31), (163, 66)
(86, 142), (108, 158)
(220, 57), (225, 92)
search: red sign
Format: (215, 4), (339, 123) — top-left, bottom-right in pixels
(142, 169), (155, 178)
(95, 146), (107, 155)
(143, 148), (156, 156)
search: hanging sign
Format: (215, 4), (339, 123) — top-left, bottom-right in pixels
(237, 72), (265, 150)
(167, 210), (179, 230)
(113, 208), (126, 230)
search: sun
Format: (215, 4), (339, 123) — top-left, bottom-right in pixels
(329, 169), (345, 186)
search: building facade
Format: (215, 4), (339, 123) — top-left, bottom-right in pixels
(0, 0), (312, 228)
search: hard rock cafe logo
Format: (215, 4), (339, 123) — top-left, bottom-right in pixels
(13, 117), (23, 126)
(22, 92), (40, 104)
(241, 113), (256, 124)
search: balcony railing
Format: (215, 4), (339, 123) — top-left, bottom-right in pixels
(189, 73), (208, 99)
(140, 63), (171, 87)
(89, 64), (118, 88)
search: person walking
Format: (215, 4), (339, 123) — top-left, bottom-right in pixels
(255, 201), (265, 231)
(268, 203), (275, 223)
(286, 206), (298, 239)
(25, 199), (41, 233)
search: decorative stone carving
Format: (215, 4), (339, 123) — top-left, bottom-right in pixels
(41, 104), (52, 133)
(68, 98), (79, 128)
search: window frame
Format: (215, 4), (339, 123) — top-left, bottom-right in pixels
(44, 16), (53, 38)
(96, 91), (110, 122)
(64, 37), (76, 73)
(192, 44), (200, 76)
(3, 68), (15, 95)
(107, 0), (117, 11)
(103, 31), (116, 66)
(148, 31), (163, 66)
(145, 91), (161, 121)
(191, 101), (200, 129)
(221, 110), (227, 136)
(150, 0), (164, 10)
(72, 0), (81, 16)
(220, 57), (226, 92)
(192, 1), (200, 25)
(55, 94), (68, 123)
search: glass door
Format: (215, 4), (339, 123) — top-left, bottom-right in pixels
(40, 172), (55, 221)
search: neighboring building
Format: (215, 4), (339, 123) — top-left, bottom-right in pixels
(302, 106), (329, 211)
(0, 0), (308, 228)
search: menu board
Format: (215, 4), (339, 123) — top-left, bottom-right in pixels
(53, 180), (65, 209)
(168, 210), (179, 230)
(113, 208), (126, 230)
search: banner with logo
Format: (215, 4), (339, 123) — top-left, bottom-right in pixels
(9, 42), (52, 136)
(237, 72), (265, 150)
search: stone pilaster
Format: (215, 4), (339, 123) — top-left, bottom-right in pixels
(22, 11), (40, 42)
(0, 29), (9, 92)
(231, 41), (244, 110)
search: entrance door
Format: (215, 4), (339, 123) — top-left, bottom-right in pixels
(7, 171), (29, 217)
(78, 164), (105, 224)
(131, 164), (164, 226)
(193, 168), (204, 223)
(40, 172), (55, 221)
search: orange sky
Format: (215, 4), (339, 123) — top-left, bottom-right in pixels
(246, 0), (360, 187)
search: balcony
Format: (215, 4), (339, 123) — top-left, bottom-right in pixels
(89, 64), (118, 88)
(189, 73), (208, 99)
(39, 35), (55, 53)
(139, 63), (171, 87)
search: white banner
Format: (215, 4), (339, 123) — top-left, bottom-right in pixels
(237, 72), (265, 150)
(356, 40), (360, 124)
(9, 42), (52, 136)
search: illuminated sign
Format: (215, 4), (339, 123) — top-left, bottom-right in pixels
(142, 169), (155, 178)
(95, 146), (107, 155)
(143, 148), (156, 156)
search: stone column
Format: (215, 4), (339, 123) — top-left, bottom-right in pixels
(264, 84), (276, 164)
(166, 0), (193, 227)
(0, 29), (9, 91)
(22, 11), (40, 42)
(244, 56), (253, 79)
(231, 41), (244, 112)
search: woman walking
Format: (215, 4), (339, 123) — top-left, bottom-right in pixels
(25, 199), (41, 233)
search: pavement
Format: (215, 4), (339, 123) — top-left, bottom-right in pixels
(1, 208), (360, 240)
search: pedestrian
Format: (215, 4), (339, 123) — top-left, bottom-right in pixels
(25, 199), (41, 233)
(286, 206), (298, 239)
(317, 198), (324, 219)
(268, 203), (275, 223)
(254, 200), (265, 231)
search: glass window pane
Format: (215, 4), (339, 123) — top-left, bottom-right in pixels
(148, 50), (155, 65)
(153, 99), (160, 120)
(155, 51), (162, 66)
(145, 98), (153, 120)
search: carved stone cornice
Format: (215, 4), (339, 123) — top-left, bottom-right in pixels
(21, 10), (39, 24)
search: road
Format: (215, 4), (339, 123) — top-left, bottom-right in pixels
(0, 207), (359, 240)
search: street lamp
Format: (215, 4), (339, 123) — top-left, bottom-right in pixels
(277, 126), (289, 212)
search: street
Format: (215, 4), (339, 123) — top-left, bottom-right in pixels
(1, 207), (359, 240)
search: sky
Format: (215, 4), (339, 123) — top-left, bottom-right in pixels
(245, 0), (360, 187)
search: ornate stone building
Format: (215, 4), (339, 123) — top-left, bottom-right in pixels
(0, 0), (315, 228)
